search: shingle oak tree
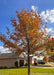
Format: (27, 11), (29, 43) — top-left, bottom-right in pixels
(0, 9), (49, 75)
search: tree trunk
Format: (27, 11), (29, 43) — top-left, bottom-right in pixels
(28, 49), (30, 75)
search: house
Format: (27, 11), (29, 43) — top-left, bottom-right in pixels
(32, 55), (44, 64)
(25, 54), (44, 65)
(29, 50), (45, 64)
(0, 51), (45, 68)
(0, 53), (27, 68)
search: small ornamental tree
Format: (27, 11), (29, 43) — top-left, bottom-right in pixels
(46, 37), (54, 57)
(0, 9), (49, 75)
(43, 37), (54, 62)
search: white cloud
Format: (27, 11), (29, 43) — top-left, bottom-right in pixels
(46, 28), (54, 33)
(0, 46), (10, 53)
(42, 28), (54, 33)
(40, 9), (54, 23)
(31, 5), (54, 23)
(31, 5), (38, 12)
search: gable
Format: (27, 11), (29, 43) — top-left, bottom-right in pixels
(19, 53), (24, 58)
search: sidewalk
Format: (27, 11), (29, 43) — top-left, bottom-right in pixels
(30, 66), (54, 68)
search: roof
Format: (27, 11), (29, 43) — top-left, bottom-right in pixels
(0, 53), (24, 59)
(32, 56), (44, 60)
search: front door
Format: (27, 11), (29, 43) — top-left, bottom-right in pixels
(20, 60), (24, 67)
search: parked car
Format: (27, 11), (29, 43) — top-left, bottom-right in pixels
(38, 61), (45, 64)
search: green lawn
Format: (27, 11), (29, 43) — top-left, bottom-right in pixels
(37, 64), (51, 67)
(0, 68), (54, 75)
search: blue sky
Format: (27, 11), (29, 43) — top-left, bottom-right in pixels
(0, 0), (54, 53)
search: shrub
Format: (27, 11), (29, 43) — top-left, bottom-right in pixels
(15, 61), (18, 68)
(25, 63), (28, 66)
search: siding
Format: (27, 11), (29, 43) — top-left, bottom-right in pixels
(0, 58), (18, 67)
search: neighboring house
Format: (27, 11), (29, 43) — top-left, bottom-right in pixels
(0, 53), (27, 68)
(28, 54), (44, 64)
(32, 56), (44, 64)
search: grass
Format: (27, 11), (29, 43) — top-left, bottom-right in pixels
(30, 62), (52, 67)
(0, 68), (54, 75)
(37, 64), (51, 67)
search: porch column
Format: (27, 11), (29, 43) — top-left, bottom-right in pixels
(18, 59), (20, 67)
